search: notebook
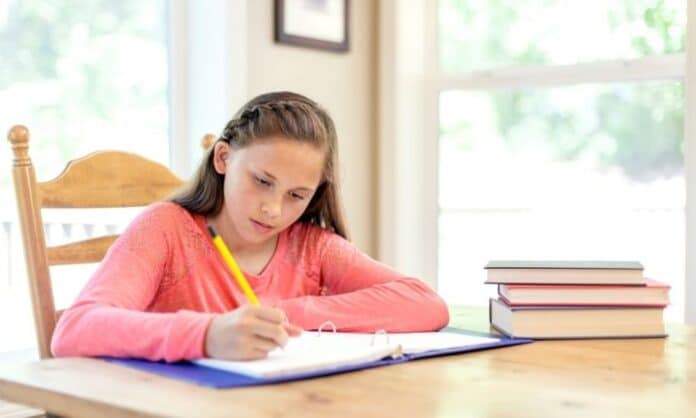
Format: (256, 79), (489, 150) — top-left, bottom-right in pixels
(106, 328), (530, 388)
(195, 330), (505, 378)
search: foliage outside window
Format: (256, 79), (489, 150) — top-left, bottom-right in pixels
(437, 0), (686, 320)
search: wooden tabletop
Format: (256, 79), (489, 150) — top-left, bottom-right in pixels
(0, 306), (694, 418)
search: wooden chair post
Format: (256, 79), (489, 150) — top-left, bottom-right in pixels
(8, 125), (56, 359)
(202, 133), (216, 151)
(7, 126), (205, 360)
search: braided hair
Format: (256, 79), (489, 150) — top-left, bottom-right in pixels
(171, 91), (348, 240)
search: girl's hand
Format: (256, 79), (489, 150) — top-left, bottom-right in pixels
(204, 305), (302, 360)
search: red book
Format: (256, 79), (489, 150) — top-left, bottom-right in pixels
(497, 279), (670, 307)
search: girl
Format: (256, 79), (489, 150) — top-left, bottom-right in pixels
(51, 91), (449, 362)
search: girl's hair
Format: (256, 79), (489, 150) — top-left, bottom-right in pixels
(171, 91), (349, 240)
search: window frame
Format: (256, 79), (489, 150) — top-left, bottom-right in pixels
(168, 0), (248, 178)
(378, 0), (695, 323)
(0, 0), (251, 353)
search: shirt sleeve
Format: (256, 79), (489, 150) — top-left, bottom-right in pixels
(277, 231), (449, 332)
(50, 204), (216, 362)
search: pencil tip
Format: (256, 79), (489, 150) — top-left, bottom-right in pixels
(207, 225), (216, 237)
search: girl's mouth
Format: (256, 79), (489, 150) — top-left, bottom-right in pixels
(251, 219), (274, 233)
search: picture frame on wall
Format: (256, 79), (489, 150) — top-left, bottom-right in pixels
(274, 0), (350, 53)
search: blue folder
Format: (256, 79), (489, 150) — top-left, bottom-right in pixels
(104, 328), (531, 388)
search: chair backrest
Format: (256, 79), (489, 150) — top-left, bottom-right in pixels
(7, 125), (216, 358)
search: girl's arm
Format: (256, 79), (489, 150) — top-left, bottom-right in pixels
(51, 204), (215, 362)
(277, 232), (450, 332)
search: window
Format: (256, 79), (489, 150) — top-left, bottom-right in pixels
(437, 0), (686, 321)
(0, 0), (170, 352)
(440, 0), (686, 71)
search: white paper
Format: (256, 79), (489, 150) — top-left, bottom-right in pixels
(193, 331), (499, 378)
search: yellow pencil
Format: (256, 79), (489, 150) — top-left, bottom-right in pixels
(207, 225), (260, 306)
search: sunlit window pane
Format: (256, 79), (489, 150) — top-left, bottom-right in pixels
(439, 0), (687, 72)
(0, 0), (170, 182)
(0, 0), (169, 353)
(438, 82), (685, 321)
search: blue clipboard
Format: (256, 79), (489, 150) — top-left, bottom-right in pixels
(104, 328), (531, 388)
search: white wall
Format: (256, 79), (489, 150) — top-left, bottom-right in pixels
(377, 0), (438, 287)
(241, 0), (378, 254)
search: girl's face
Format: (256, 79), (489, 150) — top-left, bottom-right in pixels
(213, 137), (326, 247)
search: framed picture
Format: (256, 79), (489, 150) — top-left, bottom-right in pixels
(275, 0), (350, 53)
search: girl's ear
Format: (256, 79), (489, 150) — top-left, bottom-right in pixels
(212, 142), (231, 175)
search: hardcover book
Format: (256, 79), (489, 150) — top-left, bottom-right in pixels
(484, 260), (645, 285)
(489, 298), (666, 339)
(498, 279), (670, 306)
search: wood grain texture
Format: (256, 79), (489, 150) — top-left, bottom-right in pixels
(46, 235), (119, 266)
(0, 306), (693, 418)
(38, 151), (182, 208)
(6, 125), (191, 359)
(0, 400), (43, 418)
(9, 126), (56, 359)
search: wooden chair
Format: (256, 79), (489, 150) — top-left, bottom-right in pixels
(7, 125), (216, 359)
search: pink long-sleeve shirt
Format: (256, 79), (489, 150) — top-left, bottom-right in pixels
(51, 202), (449, 362)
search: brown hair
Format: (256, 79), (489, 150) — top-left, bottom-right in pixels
(171, 91), (349, 239)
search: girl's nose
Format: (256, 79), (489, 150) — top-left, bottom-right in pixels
(261, 200), (281, 219)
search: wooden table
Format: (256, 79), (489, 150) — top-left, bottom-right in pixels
(0, 307), (694, 418)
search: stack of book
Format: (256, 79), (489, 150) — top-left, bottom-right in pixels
(484, 260), (669, 339)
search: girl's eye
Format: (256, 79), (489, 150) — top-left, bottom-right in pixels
(290, 192), (305, 201)
(255, 176), (272, 187)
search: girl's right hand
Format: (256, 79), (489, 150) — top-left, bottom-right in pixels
(204, 305), (302, 360)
